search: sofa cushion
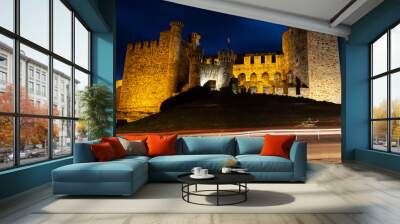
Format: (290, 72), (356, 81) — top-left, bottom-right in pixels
(236, 155), (293, 172)
(53, 159), (147, 183)
(179, 137), (235, 155)
(73, 139), (100, 163)
(149, 154), (235, 172)
(260, 135), (296, 159)
(235, 137), (264, 155)
(118, 138), (147, 156)
(147, 135), (177, 157)
(91, 142), (118, 162)
(120, 134), (148, 141)
(101, 137), (127, 158)
(116, 155), (150, 163)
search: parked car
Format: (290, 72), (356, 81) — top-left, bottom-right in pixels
(8, 150), (32, 160)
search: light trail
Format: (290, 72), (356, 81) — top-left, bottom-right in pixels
(182, 128), (341, 137)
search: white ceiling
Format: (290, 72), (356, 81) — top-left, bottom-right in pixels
(165, 0), (384, 37)
(227, 0), (353, 23)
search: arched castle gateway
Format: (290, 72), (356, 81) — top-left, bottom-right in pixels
(117, 22), (341, 121)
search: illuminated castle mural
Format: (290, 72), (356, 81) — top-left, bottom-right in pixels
(117, 21), (341, 122)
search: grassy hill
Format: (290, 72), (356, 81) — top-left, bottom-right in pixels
(117, 87), (341, 133)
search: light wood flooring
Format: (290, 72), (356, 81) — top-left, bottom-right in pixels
(308, 142), (341, 163)
(1, 161), (400, 224)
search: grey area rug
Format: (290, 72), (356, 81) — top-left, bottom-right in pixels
(38, 183), (361, 214)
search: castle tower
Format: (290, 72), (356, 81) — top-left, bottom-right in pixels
(188, 32), (202, 89)
(282, 27), (341, 104)
(282, 28), (308, 86)
(190, 32), (201, 48)
(169, 21), (184, 34)
(216, 49), (236, 90)
(117, 21), (188, 121)
(166, 21), (185, 94)
(307, 31), (341, 104)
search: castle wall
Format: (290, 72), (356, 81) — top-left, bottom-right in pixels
(306, 31), (341, 104)
(199, 64), (225, 90)
(282, 28), (308, 86)
(118, 22), (185, 120)
(232, 54), (287, 94)
(187, 55), (201, 89)
(186, 33), (202, 90)
(115, 80), (122, 110)
(199, 49), (235, 90)
(288, 87), (310, 98)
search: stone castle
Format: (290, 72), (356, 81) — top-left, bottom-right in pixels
(117, 21), (341, 121)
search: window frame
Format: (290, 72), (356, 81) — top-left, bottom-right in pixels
(370, 21), (400, 154)
(0, 0), (92, 171)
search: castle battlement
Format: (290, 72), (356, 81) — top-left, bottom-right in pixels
(203, 57), (218, 65)
(244, 52), (282, 56)
(131, 40), (161, 52)
(170, 21), (184, 29)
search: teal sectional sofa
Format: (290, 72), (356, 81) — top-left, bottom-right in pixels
(52, 136), (307, 196)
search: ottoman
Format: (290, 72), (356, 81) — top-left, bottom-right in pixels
(52, 158), (148, 196)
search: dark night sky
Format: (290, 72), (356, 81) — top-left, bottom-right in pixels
(116, 0), (288, 80)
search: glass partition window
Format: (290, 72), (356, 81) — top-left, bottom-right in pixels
(372, 77), (387, 119)
(53, 59), (72, 117)
(74, 69), (89, 118)
(0, 34), (14, 113)
(19, 117), (49, 165)
(74, 18), (90, 70)
(53, 0), (72, 60)
(372, 121), (388, 151)
(0, 116), (13, 170)
(53, 119), (72, 158)
(0, 0), (91, 170)
(372, 34), (387, 77)
(20, 0), (49, 49)
(20, 44), (49, 115)
(370, 23), (400, 153)
(0, 0), (14, 32)
(391, 24), (400, 70)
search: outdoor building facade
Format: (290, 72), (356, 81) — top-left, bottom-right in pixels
(0, 42), (76, 166)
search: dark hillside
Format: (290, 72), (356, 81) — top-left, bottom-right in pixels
(117, 87), (340, 133)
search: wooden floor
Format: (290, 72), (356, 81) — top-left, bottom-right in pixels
(1, 161), (400, 224)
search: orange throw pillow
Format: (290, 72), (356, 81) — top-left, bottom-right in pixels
(101, 137), (127, 158)
(260, 135), (296, 159)
(91, 142), (117, 161)
(147, 135), (177, 157)
(122, 135), (148, 141)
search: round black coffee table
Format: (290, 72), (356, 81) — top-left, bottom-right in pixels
(177, 173), (255, 206)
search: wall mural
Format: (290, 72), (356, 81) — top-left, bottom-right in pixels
(116, 0), (341, 160)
